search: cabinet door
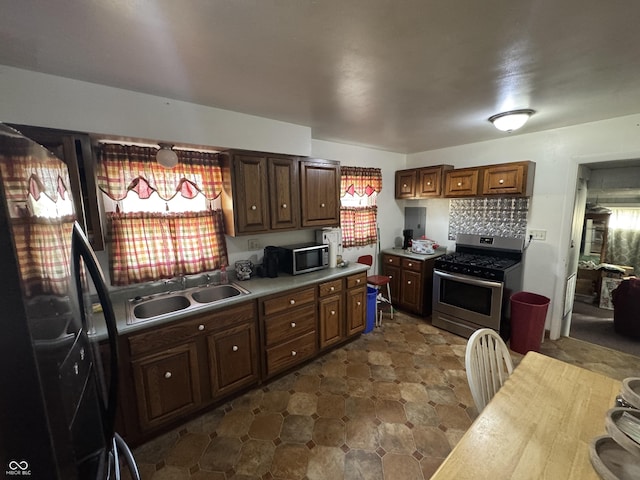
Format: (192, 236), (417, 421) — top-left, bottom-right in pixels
(268, 156), (299, 230)
(234, 154), (270, 233)
(400, 270), (423, 314)
(300, 159), (340, 227)
(482, 163), (526, 195)
(131, 342), (201, 431)
(207, 322), (259, 399)
(319, 294), (344, 349)
(444, 168), (479, 197)
(395, 170), (417, 199)
(346, 286), (367, 336)
(382, 263), (401, 305)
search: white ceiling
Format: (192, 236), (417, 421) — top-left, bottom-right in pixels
(2, 0), (640, 153)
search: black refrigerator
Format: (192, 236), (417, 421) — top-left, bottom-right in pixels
(0, 124), (139, 479)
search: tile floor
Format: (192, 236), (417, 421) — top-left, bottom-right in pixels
(126, 312), (640, 480)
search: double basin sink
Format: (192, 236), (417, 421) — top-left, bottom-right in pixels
(126, 282), (250, 324)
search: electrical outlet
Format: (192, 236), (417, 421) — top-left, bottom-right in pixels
(529, 229), (547, 241)
(247, 239), (260, 250)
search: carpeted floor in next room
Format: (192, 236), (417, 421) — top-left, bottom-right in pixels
(123, 311), (640, 480)
(570, 300), (640, 357)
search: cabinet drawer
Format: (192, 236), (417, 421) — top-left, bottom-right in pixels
(128, 301), (256, 357)
(346, 272), (366, 289)
(319, 278), (343, 297)
(262, 287), (315, 316)
(383, 254), (401, 267)
(401, 258), (423, 272)
(264, 303), (316, 346)
(266, 330), (317, 377)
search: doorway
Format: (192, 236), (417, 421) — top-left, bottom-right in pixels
(568, 161), (640, 356)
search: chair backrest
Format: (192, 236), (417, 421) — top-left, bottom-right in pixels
(465, 328), (514, 412)
(356, 255), (373, 267)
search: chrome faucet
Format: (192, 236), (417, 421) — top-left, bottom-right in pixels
(164, 274), (187, 292)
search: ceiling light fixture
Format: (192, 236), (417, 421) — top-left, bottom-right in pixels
(488, 109), (535, 132)
(156, 143), (178, 168)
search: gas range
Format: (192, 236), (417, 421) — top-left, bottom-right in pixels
(434, 234), (524, 281)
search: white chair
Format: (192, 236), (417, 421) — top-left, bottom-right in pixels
(465, 328), (514, 412)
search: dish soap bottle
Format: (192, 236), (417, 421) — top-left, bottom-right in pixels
(220, 265), (228, 284)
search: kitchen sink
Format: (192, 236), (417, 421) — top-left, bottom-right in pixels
(132, 294), (191, 320)
(127, 282), (251, 324)
(191, 283), (249, 304)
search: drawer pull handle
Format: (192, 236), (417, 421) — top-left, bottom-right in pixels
(330, 286), (335, 291)
(290, 299), (295, 305)
(164, 371), (172, 379)
(251, 205), (257, 210)
(232, 345), (239, 352)
(331, 310), (336, 315)
(291, 322), (296, 328)
(282, 203), (287, 208)
(499, 179), (504, 184)
(291, 350), (297, 356)
(198, 324), (205, 331)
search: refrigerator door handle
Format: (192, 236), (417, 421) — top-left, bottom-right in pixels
(71, 222), (120, 443)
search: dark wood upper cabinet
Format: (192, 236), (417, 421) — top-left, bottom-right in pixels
(8, 124), (104, 250)
(220, 150), (301, 236)
(299, 159), (340, 228)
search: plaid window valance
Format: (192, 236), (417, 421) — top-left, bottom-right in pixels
(97, 144), (223, 201)
(340, 166), (382, 197)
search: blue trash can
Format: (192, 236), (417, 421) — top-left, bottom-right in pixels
(365, 286), (376, 333)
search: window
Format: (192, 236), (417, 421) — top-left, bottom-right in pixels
(97, 144), (227, 286)
(339, 167), (382, 248)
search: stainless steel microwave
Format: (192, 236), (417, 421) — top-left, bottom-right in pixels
(278, 242), (329, 275)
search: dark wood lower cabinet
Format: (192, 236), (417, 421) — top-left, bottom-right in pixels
(131, 342), (201, 431)
(382, 253), (438, 316)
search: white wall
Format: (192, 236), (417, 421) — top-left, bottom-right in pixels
(0, 66), (311, 155)
(406, 114), (640, 339)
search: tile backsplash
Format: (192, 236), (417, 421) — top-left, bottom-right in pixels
(448, 197), (529, 240)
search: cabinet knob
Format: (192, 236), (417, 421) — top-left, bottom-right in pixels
(290, 299), (295, 305)
(320, 203), (325, 208)
(198, 324), (205, 331)
(389, 275), (393, 279)
(291, 322), (296, 328)
(164, 371), (172, 379)
(282, 203), (287, 208)
(357, 301), (361, 306)
(251, 205), (257, 210)
(356, 279), (361, 284)
(499, 179), (504, 184)
(427, 181), (431, 185)
(407, 281), (412, 285)
(457, 182), (462, 187)
(232, 345), (239, 352)
(403, 183), (407, 188)
(330, 286), (335, 291)
(331, 310), (336, 315)
(291, 350), (297, 357)
(408, 262), (413, 267)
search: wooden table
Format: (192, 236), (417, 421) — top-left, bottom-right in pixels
(431, 351), (621, 480)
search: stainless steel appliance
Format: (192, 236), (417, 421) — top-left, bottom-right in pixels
(432, 234), (524, 339)
(278, 242), (329, 275)
(0, 124), (139, 479)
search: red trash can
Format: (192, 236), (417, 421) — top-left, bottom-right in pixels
(509, 292), (550, 354)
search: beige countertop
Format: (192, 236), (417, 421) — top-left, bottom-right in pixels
(381, 247), (447, 261)
(91, 263), (369, 341)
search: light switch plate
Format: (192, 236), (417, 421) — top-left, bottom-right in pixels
(247, 239), (260, 250)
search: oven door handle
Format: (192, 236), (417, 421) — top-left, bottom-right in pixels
(435, 270), (504, 289)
